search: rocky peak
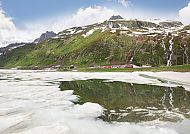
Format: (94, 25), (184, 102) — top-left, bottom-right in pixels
(34, 31), (56, 43)
(109, 15), (124, 21)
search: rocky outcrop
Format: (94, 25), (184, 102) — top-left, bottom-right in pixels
(34, 31), (56, 43)
(109, 15), (124, 20)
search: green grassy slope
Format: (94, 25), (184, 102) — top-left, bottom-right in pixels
(0, 29), (190, 68)
(0, 44), (35, 67)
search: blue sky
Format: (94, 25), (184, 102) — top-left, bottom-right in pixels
(0, 0), (190, 46)
(1, 0), (110, 25)
(1, 0), (189, 25)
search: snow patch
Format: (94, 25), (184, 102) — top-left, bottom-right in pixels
(13, 123), (71, 134)
(82, 29), (95, 38)
(75, 30), (83, 34)
(132, 31), (148, 35)
(147, 34), (158, 37)
(11, 44), (25, 50)
(110, 29), (116, 33)
(72, 102), (104, 118)
(101, 27), (107, 32)
(121, 26), (129, 30)
(186, 30), (190, 34)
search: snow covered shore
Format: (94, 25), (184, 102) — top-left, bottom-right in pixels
(0, 70), (190, 134)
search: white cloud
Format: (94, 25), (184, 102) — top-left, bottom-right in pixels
(107, 0), (130, 8)
(62, 6), (116, 28)
(0, 2), (183, 48)
(0, 5), (39, 47)
(117, 0), (130, 8)
(0, 6), (116, 47)
(0, 8), (17, 47)
(179, 2), (190, 25)
(26, 6), (116, 33)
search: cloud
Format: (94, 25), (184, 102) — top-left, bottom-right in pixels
(0, 8), (17, 46)
(179, 2), (190, 25)
(64, 6), (116, 28)
(107, 0), (130, 8)
(0, 6), (116, 47)
(117, 0), (130, 8)
(0, 3), (179, 47)
(0, 5), (38, 47)
(26, 6), (116, 33)
(0, 2), (182, 48)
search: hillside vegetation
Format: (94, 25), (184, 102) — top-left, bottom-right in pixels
(0, 17), (190, 69)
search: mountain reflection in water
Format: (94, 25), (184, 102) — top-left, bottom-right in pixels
(60, 79), (190, 123)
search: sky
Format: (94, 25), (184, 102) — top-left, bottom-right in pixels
(0, 0), (190, 47)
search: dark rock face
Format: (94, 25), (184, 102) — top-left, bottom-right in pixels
(109, 15), (124, 20)
(34, 31), (56, 43)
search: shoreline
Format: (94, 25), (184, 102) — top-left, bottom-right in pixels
(0, 64), (190, 72)
(75, 65), (190, 72)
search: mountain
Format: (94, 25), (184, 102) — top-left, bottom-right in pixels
(0, 43), (36, 67)
(0, 31), (56, 55)
(109, 15), (124, 20)
(0, 42), (35, 55)
(0, 15), (189, 68)
(34, 31), (56, 43)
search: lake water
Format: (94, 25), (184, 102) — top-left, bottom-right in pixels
(0, 70), (190, 134)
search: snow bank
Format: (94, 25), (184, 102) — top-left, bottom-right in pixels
(139, 72), (190, 91)
(0, 70), (189, 134)
(12, 123), (71, 134)
(0, 69), (189, 89)
(72, 102), (104, 118)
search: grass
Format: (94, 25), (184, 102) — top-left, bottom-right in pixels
(77, 65), (190, 72)
(0, 28), (190, 68)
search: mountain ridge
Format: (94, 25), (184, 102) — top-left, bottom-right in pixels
(34, 31), (56, 43)
(0, 15), (189, 68)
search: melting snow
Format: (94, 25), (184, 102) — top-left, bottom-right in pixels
(82, 29), (95, 38)
(101, 27), (107, 32)
(0, 70), (190, 134)
(110, 29), (116, 33)
(187, 30), (190, 34)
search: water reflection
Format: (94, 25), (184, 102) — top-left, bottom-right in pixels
(60, 79), (190, 123)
